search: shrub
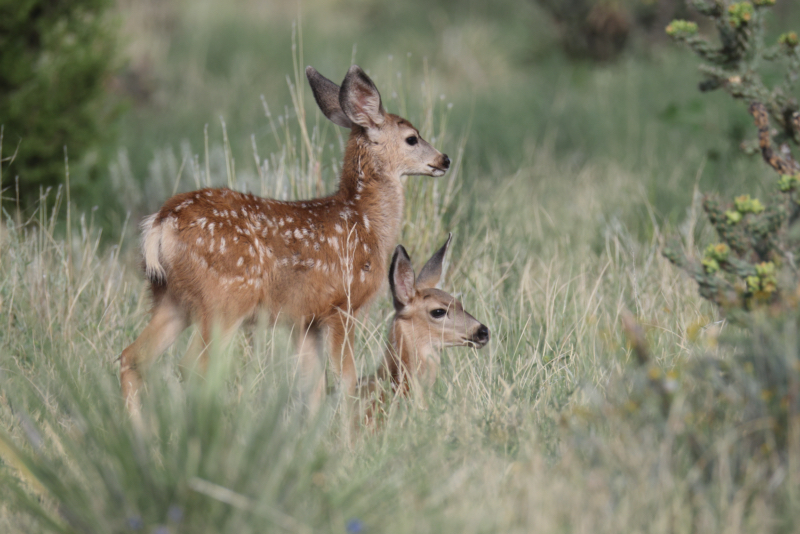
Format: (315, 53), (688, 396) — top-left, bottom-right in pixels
(641, 0), (800, 480)
(0, 0), (119, 209)
(533, 0), (695, 61)
(535, 0), (632, 61)
(663, 0), (800, 322)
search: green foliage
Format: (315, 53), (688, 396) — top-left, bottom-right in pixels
(0, 0), (119, 208)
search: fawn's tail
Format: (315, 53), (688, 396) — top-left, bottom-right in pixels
(141, 213), (166, 284)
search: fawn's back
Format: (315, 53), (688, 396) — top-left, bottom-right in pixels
(142, 66), (449, 328)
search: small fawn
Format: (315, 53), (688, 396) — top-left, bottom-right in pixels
(358, 235), (490, 420)
(119, 65), (450, 413)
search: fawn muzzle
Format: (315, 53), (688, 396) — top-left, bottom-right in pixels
(428, 154), (450, 177)
(468, 324), (490, 348)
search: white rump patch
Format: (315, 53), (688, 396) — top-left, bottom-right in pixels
(141, 213), (166, 282)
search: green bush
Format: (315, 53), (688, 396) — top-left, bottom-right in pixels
(648, 0), (800, 479)
(0, 0), (118, 209)
(663, 0), (800, 321)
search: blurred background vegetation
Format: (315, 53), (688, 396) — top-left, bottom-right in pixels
(2, 0), (798, 234)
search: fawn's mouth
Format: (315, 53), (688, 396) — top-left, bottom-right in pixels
(465, 326), (490, 348)
(428, 165), (447, 176)
(464, 337), (489, 349)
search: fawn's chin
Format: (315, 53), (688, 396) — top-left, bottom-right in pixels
(464, 338), (488, 349)
(428, 166), (447, 177)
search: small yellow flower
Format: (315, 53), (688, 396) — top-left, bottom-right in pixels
(780, 32), (799, 47)
(702, 257), (720, 274)
(666, 20), (699, 37)
(648, 366), (662, 380)
(728, 3), (754, 28)
(726, 210), (742, 224)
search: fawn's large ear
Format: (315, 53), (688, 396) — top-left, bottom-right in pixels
(339, 65), (385, 131)
(415, 233), (451, 290)
(389, 245), (416, 310)
(306, 66), (354, 129)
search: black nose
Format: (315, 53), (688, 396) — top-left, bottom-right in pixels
(442, 154), (450, 169)
(474, 325), (490, 345)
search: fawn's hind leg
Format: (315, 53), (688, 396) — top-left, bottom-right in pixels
(178, 316), (242, 381)
(294, 321), (325, 415)
(326, 310), (357, 400)
(120, 295), (188, 413)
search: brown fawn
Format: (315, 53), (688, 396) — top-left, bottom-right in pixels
(358, 235), (490, 421)
(119, 65), (451, 413)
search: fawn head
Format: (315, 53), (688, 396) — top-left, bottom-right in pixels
(306, 65), (450, 177)
(389, 234), (490, 351)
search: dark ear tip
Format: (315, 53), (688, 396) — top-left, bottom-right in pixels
(390, 245), (410, 271)
(390, 245), (402, 266)
(440, 233), (452, 254)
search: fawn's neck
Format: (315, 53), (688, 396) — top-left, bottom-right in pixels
(379, 318), (438, 395)
(337, 133), (405, 257)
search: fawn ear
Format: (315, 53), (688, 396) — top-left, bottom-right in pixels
(389, 245), (416, 310)
(306, 66), (354, 129)
(339, 65), (385, 131)
(416, 233), (451, 290)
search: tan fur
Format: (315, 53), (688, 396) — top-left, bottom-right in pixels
(119, 66), (450, 415)
(357, 240), (490, 425)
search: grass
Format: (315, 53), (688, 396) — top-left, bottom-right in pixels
(2, 0), (800, 532)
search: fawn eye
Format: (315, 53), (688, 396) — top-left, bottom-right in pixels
(405, 136), (418, 146)
(430, 308), (447, 319)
